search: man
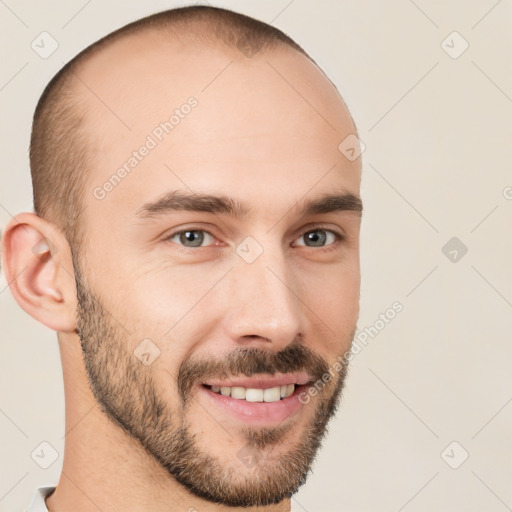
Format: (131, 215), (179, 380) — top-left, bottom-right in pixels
(1, 5), (363, 511)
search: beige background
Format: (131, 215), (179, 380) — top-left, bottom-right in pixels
(1, 1), (511, 511)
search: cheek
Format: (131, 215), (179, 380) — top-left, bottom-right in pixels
(104, 264), (227, 361)
(304, 263), (360, 342)
(105, 256), (211, 319)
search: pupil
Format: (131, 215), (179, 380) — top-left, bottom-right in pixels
(306, 230), (326, 246)
(181, 230), (203, 247)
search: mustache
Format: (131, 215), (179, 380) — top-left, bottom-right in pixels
(177, 343), (331, 403)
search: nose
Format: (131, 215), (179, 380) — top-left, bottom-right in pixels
(222, 247), (304, 350)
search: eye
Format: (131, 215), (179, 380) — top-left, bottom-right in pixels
(166, 229), (215, 248)
(295, 229), (339, 248)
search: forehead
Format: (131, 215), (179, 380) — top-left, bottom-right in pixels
(74, 31), (361, 226)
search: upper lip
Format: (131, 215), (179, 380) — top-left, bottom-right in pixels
(202, 372), (313, 389)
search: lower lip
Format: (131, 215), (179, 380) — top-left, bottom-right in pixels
(197, 384), (310, 425)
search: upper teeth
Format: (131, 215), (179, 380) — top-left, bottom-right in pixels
(210, 384), (295, 402)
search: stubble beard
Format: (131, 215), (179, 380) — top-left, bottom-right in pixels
(73, 260), (351, 507)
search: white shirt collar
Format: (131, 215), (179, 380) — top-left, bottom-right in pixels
(27, 487), (55, 512)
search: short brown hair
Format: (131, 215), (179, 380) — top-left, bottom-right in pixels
(29, 5), (313, 251)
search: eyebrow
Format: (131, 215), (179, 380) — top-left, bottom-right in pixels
(135, 190), (362, 219)
(300, 192), (362, 217)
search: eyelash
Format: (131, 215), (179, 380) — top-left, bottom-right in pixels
(163, 226), (345, 251)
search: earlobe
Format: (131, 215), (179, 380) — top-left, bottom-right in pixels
(1, 212), (78, 333)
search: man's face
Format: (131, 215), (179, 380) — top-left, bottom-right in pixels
(73, 35), (362, 507)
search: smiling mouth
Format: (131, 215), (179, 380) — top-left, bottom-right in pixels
(202, 383), (298, 402)
(198, 376), (314, 424)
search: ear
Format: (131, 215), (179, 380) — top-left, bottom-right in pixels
(1, 212), (77, 332)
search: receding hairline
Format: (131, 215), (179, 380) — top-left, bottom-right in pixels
(36, 6), (312, 111)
